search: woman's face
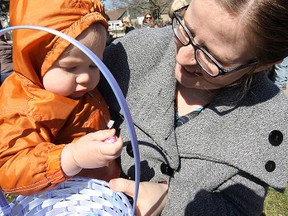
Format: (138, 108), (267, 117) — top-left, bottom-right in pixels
(174, 0), (256, 90)
(144, 14), (153, 23)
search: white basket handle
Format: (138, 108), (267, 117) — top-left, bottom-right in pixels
(0, 25), (140, 215)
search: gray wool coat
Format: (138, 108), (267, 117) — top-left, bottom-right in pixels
(101, 26), (288, 215)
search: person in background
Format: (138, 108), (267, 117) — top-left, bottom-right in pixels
(102, 0), (288, 215)
(142, 12), (158, 28)
(0, 22), (13, 85)
(0, 0), (123, 196)
(122, 16), (135, 34)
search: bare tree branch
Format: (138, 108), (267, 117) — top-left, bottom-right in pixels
(0, 0), (10, 17)
(105, 0), (171, 20)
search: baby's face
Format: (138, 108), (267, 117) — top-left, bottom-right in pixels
(43, 24), (107, 99)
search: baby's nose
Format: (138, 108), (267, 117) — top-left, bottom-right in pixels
(76, 72), (91, 84)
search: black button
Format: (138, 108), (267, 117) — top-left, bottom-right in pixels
(126, 143), (134, 158)
(160, 162), (174, 177)
(265, 161), (276, 172)
(269, 130), (283, 146)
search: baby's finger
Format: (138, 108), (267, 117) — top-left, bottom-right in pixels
(86, 129), (116, 141)
(100, 137), (123, 156)
(104, 136), (117, 143)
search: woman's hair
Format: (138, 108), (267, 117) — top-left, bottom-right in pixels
(214, 0), (288, 102)
(220, 0), (288, 65)
(168, 0), (191, 18)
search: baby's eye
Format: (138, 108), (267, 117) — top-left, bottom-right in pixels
(89, 65), (98, 69)
(61, 66), (77, 72)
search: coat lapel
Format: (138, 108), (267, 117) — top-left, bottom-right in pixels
(126, 41), (177, 142)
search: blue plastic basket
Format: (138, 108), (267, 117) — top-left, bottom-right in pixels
(0, 26), (140, 216)
(1, 178), (132, 216)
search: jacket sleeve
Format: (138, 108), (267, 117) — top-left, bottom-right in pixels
(163, 159), (268, 216)
(0, 114), (68, 195)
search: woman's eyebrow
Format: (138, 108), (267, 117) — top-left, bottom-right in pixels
(182, 17), (227, 64)
(183, 17), (208, 49)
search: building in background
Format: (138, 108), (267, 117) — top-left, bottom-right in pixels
(106, 8), (126, 39)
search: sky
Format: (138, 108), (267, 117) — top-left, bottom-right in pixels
(104, 0), (113, 10)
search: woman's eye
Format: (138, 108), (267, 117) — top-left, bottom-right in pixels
(206, 59), (215, 66)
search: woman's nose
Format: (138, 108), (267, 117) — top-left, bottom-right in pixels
(177, 44), (197, 65)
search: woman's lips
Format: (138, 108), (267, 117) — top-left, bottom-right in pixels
(180, 65), (201, 78)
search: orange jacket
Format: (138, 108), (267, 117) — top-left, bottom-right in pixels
(0, 0), (120, 195)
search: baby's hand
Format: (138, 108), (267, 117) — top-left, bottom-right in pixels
(104, 136), (118, 143)
(61, 129), (123, 176)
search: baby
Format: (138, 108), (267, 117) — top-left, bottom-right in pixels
(0, 0), (122, 195)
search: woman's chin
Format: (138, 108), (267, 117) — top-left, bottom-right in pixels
(176, 72), (222, 91)
(176, 69), (201, 87)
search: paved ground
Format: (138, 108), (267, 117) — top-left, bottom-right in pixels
(284, 84), (288, 97)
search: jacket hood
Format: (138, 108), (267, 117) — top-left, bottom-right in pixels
(10, 0), (108, 87)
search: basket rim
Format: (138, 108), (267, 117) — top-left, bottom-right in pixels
(4, 178), (132, 216)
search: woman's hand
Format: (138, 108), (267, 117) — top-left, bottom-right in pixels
(109, 178), (168, 216)
(61, 129), (123, 176)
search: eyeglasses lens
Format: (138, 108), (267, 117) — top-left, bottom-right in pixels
(173, 16), (219, 76)
(195, 50), (219, 76)
(173, 19), (189, 45)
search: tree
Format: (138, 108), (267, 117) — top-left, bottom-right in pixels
(105, 0), (171, 20)
(0, 0), (9, 17)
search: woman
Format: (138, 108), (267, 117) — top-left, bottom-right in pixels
(102, 0), (288, 215)
(142, 12), (158, 28)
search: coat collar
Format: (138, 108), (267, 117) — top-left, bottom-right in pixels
(123, 39), (177, 142)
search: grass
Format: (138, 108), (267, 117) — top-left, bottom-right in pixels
(4, 193), (16, 203)
(263, 187), (288, 216)
(3, 186), (288, 215)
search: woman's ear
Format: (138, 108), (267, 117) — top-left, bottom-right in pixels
(253, 59), (283, 73)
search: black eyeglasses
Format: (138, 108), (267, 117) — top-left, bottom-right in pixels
(172, 5), (258, 77)
(145, 16), (152, 20)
